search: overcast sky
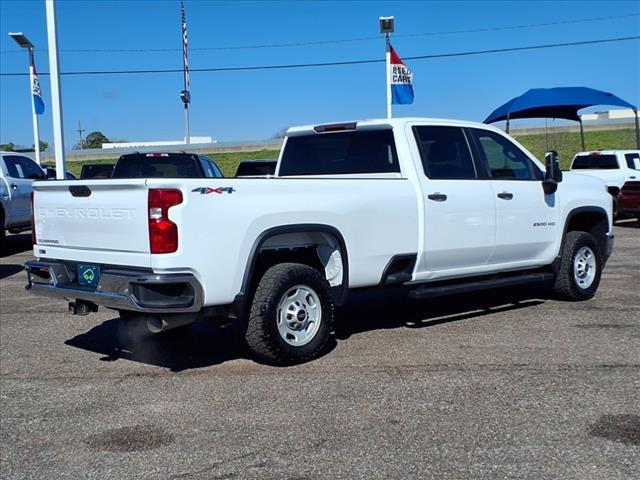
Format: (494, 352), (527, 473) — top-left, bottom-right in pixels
(1, 0), (639, 149)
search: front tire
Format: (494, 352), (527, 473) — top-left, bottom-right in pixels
(553, 231), (603, 301)
(245, 263), (334, 365)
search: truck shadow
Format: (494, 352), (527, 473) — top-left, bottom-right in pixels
(0, 264), (24, 280)
(65, 318), (251, 372)
(1, 233), (32, 258)
(65, 285), (546, 371)
(334, 286), (545, 340)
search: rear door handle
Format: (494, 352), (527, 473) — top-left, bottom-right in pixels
(427, 193), (447, 202)
(497, 192), (513, 200)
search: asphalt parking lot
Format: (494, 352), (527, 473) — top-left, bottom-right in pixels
(1, 222), (639, 480)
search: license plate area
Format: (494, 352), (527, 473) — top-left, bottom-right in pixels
(78, 264), (101, 288)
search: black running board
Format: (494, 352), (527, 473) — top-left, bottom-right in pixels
(408, 272), (554, 300)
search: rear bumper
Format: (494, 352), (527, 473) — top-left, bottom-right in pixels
(24, 260), (203, 313)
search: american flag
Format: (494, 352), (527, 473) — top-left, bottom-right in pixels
(181, 1), (190, 93)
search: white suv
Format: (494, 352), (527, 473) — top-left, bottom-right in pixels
(570, 150), (640, 218)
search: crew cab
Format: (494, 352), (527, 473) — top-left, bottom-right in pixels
(1, 151), (47, 243)
(24, 118), (614, 364)
(570, 150), (640, 219)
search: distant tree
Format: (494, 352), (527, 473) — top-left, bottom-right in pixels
(33, 140), (48, 152)
(82, 131), (110, 149)
(270, 128), (287, 139)
(0, 142), (15, 151)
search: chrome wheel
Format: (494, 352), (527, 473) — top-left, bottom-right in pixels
(573, 246), (596, 289)
(276, 284), (322, 347)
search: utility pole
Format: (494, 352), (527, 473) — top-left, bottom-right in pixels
(379, 17), (394, 119)
(77, 121), (85, 149)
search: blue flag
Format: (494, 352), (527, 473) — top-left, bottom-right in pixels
(32, 66), (44, 115)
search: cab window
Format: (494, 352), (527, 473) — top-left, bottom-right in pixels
(412, 126), (477, 179)
(471, 129), (543, 180)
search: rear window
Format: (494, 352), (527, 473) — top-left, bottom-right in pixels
(112, 154), (201, 178)
(572, 154), (619, 170)
(80, 164), (114, 179)
(236, 161), (276, 177)
(279, 130), (399, 176)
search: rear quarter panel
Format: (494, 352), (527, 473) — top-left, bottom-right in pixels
(146, 177), (419, 306)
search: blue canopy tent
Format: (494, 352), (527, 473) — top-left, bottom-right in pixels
(484, 87), (640, 150)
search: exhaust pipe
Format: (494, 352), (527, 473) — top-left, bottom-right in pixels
(146, 313), (197, 334)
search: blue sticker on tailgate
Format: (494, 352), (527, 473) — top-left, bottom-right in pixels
(78, 264), (100, 287)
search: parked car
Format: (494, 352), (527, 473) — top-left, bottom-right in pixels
(80, 163), (114, 179)
(618, 181), (640, 221)
(570, 150), (640, 219)
(25, 118), (614, 365)
(1, 151), (46, 243)
(235, 159), (277, 177)
(112, 152), (223, 179)
(44, 167), (77, 180)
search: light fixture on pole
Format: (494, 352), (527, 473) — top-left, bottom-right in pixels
(8, 32), (42, 166)
(379, 17), (394, 119)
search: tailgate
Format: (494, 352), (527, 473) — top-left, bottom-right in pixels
(33, 180), (150, 254)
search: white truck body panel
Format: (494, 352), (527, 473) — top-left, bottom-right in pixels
(28, 118), (614, 310)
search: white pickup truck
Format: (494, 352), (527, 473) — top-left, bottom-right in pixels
(25, 118), (614, 364)
(569, 150), (640, 219)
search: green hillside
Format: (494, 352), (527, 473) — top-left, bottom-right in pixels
(513, 128), (636, 169)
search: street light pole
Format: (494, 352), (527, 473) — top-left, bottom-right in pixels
(8, 32), (41, 166)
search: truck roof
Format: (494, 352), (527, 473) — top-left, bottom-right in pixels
(574, 150), (640, 156)
(286, 117), (504, 136)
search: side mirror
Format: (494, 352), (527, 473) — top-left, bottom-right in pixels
(543, 150), (563, 194)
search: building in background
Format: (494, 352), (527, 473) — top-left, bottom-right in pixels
(102, 136), (215, 149)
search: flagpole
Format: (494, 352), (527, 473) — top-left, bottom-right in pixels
(386, 34), (392, 119)
(45, 0), (66, 180)
(184, 104), (190, 145)
(180, 1), (191, 145)
(380, 17), (394, 119)
(27, 49), (41, 165)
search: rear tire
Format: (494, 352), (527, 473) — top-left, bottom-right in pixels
(245, 263), (334, 365)
(553, 231), (603, 301)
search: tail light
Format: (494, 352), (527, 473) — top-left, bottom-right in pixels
(148, 189), (182, 254)
(30, 191), (36, 244)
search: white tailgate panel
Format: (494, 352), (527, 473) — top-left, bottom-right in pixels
(34, 181), (150, 254)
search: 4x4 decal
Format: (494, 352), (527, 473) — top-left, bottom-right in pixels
(192, 187), (236, 195)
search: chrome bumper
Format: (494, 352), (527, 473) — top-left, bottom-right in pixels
(24, 260), (203, 313)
